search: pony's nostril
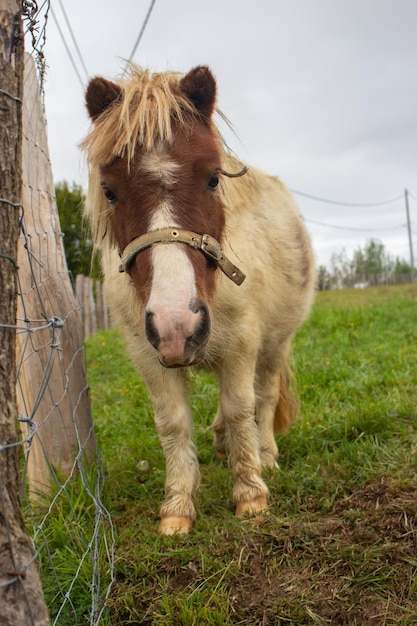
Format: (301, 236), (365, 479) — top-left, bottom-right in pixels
(189, 302), (210, 347)
(145, 311), (160, 349)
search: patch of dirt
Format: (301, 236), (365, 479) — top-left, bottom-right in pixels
(229, 479), (417, 624)
(112, 478), (417, 625)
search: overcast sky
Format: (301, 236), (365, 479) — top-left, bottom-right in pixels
(28, 0), (417, 267)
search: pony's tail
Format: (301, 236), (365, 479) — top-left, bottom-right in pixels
(273, 355), (299, 433)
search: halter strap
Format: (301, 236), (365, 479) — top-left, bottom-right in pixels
(119, 227), (246, 286)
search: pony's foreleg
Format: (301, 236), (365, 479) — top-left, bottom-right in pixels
(146, 371), (199, 535)
(218, 366), (269, 517)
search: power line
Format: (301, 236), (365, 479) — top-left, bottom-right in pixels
(57, 0), (89, 81)
(292, 188), (403, 207)
(128, 0), (157, 63)
(304, 218), (405, 232)
(50, 6), (85, 89)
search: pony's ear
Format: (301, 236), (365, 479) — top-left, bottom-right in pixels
(180, 66), (217, 120)
(85, 77), (122, 121)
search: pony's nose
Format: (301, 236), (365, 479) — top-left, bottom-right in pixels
(145, 302), (210, 367)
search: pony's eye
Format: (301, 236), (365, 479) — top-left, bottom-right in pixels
(104, 187), (118, 204)
(207, 174), (219, 191)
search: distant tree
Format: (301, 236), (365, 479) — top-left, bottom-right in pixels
(352, 247), (366, 286)
(394, 258), (411, 274)
(360, 239), (392, 286)
(327, 239), (411, 288)
(317, 265), (331, 290)
(394, 257), (412, 284)
(55, 181), (100, 279)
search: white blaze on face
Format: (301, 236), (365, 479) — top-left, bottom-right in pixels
(147, 217), (197, 318)
(144, 150), (200, 361)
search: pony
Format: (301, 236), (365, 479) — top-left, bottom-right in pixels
(81, 65), (315, 534)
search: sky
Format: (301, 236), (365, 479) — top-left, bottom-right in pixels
(26, 0), (417, 268)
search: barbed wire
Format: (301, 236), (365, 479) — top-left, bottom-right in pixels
(22, 0), (50, 94)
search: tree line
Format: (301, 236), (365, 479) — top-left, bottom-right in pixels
(55, 181), (414, 289)
(318, 239), (414, 290)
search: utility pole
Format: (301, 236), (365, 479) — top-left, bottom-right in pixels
(404, 189), (415, 282)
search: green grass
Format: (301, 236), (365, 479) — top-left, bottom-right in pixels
(45, 284), (417, 624)
(28, 465), (112, 626)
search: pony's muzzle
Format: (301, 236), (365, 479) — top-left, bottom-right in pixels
(145, 302), (210, 368)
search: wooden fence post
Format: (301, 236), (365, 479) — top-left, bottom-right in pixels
(96, 280), (109, 331)
(0, 3), (50, 623)
(76, 275), (109, 338)
(85, 276), (97, 338)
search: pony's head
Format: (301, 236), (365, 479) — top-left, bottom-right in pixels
(83, 65), (241, 367)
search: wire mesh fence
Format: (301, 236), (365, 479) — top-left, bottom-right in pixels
(0, 6), (115, 623)
(20, 55), (114, 625)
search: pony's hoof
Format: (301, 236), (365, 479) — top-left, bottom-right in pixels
(158, 516), (193, 535)
(235, 496), (268, 518)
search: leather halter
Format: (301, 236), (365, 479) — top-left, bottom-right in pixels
(119, 227), (246, 286)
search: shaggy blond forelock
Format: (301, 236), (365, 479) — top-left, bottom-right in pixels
(81, 66), (198, 166)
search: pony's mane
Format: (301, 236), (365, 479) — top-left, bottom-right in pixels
(81, 66), (207, 166)
(81, 65), (262, 250)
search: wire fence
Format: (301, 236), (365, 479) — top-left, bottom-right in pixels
(0, 21), (115, 625)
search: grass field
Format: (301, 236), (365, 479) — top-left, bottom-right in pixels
(80, 284), (417, 624)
